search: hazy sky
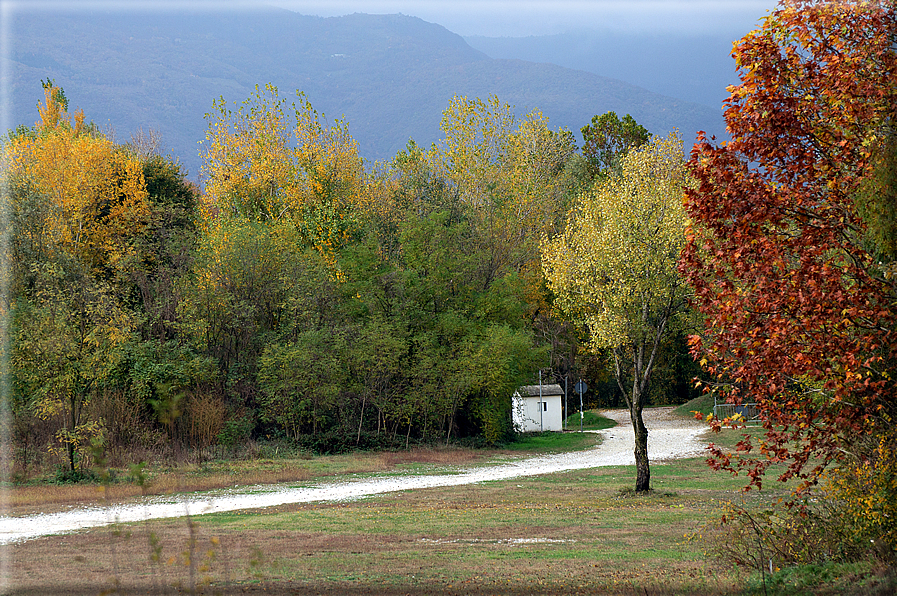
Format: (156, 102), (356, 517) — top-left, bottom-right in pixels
(267, 0), (779, 36)
(5, 0), (780, 37)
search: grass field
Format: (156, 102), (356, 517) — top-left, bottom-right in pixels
(9, 457), (757, 595)
(563, 410), (616, 431)
(4, 411), (893, 595)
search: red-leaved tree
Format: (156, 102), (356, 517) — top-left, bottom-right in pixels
(680, 0), (897, 494)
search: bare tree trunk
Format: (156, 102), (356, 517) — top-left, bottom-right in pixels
(631, 399), (650, 491)
(356, 394), (366, 445)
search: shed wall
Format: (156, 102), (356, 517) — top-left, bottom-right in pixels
(512, 395), (563, 432)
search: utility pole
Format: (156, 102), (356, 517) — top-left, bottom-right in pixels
(538, 370), (543, 432)
(564, 376), (568, 430)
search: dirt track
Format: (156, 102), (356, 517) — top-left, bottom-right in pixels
(0, 407), (708, 546)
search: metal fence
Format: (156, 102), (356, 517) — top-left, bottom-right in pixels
(713, 397), (761, 424)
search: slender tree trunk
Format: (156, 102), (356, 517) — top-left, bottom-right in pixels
(631, 332), (650, 492)
(614, 302), (670, 493)
(68, 388), (81, 473)
(631, 398), (650, 491)
(356, 394), (366, 445)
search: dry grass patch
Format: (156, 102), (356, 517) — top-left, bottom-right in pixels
(5, 446), (491, 516)
(6, 464), (750, 595)
(379, 446), (485, 467)
(6, 466), (314, 516)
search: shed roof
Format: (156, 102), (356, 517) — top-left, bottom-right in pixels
(516, 384), (564, 397)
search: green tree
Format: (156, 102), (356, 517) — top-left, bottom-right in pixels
(5, 85), (163, 473)
(177, 219), (294, 393)
(12, 261), (134, 473)
(542, 132), (692, 491)
(856, 124), (897, 267)
(257, 329), (347, 439)
(580, 111), (650, 177)
(127, 153), (200, 342)
(345, 319), (408, 444)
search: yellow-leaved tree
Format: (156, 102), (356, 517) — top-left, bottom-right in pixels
(191, 84), (369, 395)
(430, 95), (576, 288)
(542, 132), (692, 492)
(7, 81), (148, 474)
(8, 81), (150, 275)
(201, 84), (365, 278)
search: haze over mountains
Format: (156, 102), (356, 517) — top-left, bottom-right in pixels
(9, 6), (733, 180)
(465, 30), (742, 111)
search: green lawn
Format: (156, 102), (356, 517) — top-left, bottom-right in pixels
(8, 410), (892, 595)
(563, 409), (617, 430)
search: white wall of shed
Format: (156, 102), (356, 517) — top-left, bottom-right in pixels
(512, 395), (563, 432)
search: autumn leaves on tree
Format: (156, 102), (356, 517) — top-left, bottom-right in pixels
(184, 88), (574, 449)
(6, 1), (895, 537)
(682, 0), (897, 495)
(8, 82), (154, 473)
(543, 132), (693, 491)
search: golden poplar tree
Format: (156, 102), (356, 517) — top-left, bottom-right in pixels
(7, 82), (148, 473)
(542, 132), (692, 491)
(201, 84), (366, 277)
(430, 95), (575, 286)
(8, 82), (150, 274)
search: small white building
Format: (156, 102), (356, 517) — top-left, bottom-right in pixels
(512, 384), (564, 432)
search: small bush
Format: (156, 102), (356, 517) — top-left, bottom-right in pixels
(187, 392), (226, 451)
(54, 465), (101, 484)
(823, 432), (897, 557)
(707, 502), (836, 569)
(217, 410), (254, 452)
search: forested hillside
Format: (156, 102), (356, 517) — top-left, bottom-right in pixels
(12, 83), (673, 476)
(9, 7), (726, 179)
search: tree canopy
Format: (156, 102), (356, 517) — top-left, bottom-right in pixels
(681, 0), (897, 496)
(543, 131), (692, 491)
(580, 111), (650, 177)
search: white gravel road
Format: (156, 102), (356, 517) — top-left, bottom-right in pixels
(0, 407), (707, 545)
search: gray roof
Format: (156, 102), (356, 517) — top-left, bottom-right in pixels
(516, 384), (564, 397)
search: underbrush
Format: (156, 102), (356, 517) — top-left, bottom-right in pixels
(695, 479), (896, 595)
(741, 561), (897, 595)
(689, 502), (896, 596)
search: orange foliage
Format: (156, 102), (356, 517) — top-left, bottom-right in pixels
(681, 0), (897, 494)
(9, 84), (150, 273)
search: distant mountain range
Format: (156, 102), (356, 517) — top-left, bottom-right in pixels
(465, 29), (744, 111)
(9, 7), (729, 181)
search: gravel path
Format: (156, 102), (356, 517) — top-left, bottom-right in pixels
(0, 407), (708, 545)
